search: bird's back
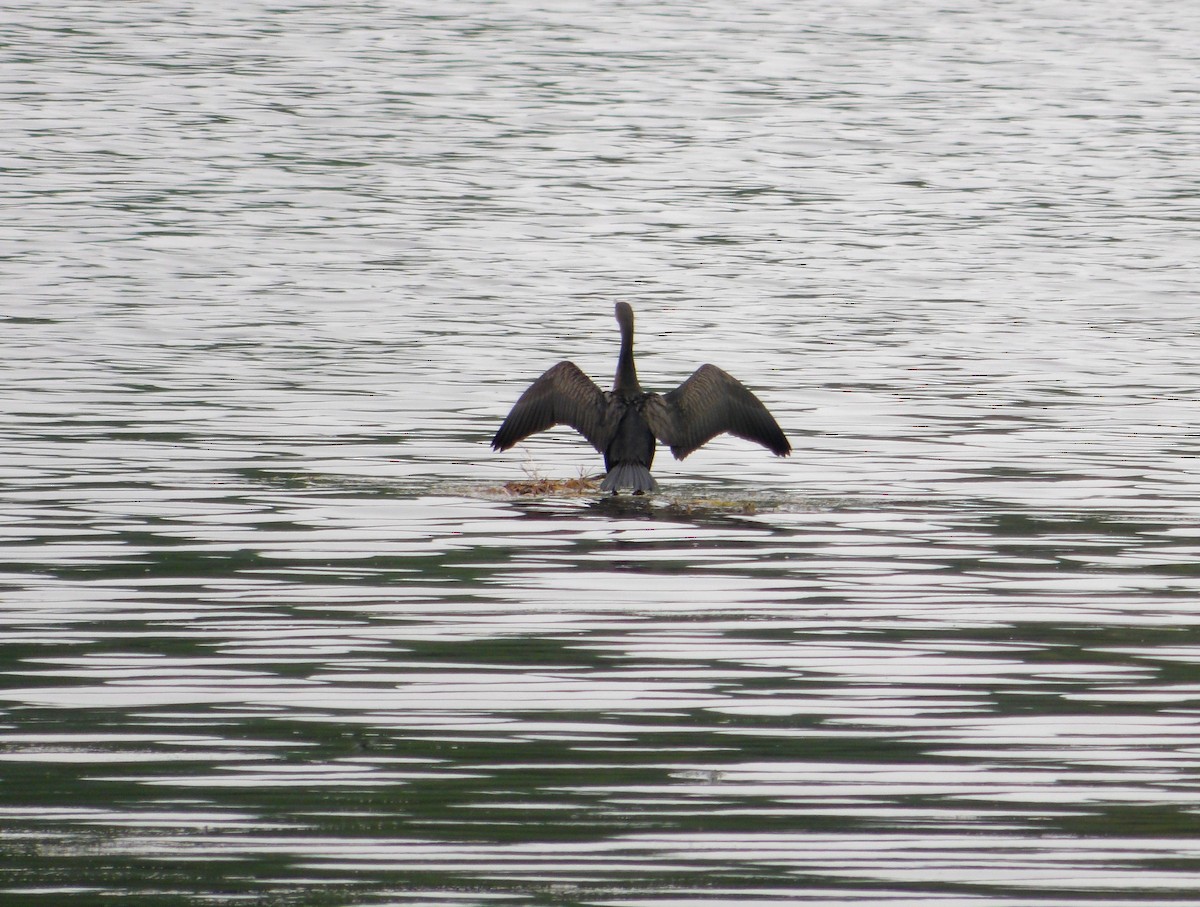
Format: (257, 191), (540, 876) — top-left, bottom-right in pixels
(599, 398), (658, 492)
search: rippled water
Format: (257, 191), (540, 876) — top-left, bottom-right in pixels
(4, 1), (1200, 904)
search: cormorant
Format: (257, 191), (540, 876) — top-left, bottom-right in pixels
(491, 302), (790, 494)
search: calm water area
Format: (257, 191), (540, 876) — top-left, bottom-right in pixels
(3, 1), (1200, 904)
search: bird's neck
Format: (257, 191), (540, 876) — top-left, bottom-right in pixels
(614, 323), (641, 394)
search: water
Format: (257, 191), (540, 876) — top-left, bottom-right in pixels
(3, 1), (1200, 904)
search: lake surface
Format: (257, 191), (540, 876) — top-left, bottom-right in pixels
(3, 1), (1200, 904)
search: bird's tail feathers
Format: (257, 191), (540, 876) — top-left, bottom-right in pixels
(600, 462), (659, 494)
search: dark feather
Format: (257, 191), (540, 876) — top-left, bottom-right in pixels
(491, 361), (614, 454)
(644, 364), (791, 460)
(600, 462), (658, 494)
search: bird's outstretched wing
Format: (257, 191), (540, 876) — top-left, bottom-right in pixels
(491, 361), (614, 454)
(644, 364), (791, 460)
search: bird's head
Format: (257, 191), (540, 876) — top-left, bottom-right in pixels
(615, 301), (635, 333)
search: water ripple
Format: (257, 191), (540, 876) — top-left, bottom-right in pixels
(5, 0), (1200, 903)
